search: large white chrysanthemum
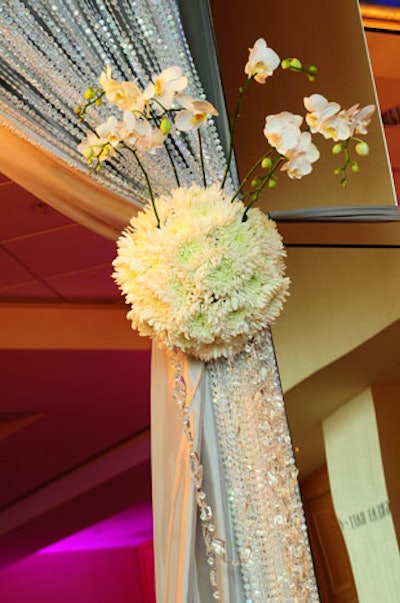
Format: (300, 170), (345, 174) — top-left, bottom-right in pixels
(113, 184), (290, 361)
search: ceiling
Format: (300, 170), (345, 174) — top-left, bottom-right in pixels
(0, 175), (120, 302)
(0, 3), (399, 574)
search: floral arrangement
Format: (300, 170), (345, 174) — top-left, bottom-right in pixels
(112, 184), (289, 360)
(77, 38), (375, 360)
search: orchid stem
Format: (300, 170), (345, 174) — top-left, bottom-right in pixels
(221, 76), (253, 191)
(145, 106), (180, 188)
(231, 152), (271, 203)
(164, 141), (180, 187)
(242, 156), (283, 221)
(198, 129), (207, 187)
(128, 147), (160, 228)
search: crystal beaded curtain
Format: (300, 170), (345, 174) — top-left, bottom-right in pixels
(0, 0), (229, 207)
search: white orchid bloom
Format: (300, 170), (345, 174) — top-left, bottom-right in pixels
(118, 112), (165, 151)
(323, 112), (353, 141)
(244, 38), (280, 84)
(99, 65), (145, 112)
(175, 94), (219, 131)
(281, 155), (313, 179)
(77, 131), (115, 164)
(304, 94), (341, 125)
(99, 64), (114, 90)
(133, 119), (166, 153)
(96, 116), (122, 147)
(263, 112), (303, 155)
(119, 111), (140, 143)
(304, 94), (352, 141)
(144, 66), (188, 110)
(77, 131), (103, 158)
(281, 132), (320, 179)
(350, 104), (375, 135)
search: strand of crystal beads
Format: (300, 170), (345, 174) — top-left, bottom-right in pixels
(170, 350), (227, 601)
(207, 329), (320, 602)
(0, 0), (231, 205)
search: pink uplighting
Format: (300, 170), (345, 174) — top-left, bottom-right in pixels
(39, 503), (153, 553)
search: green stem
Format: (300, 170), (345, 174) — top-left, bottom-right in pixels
(343, 141), (351, 165)
(198, 128), (207, 187)
(220, 76), (254, 191)
(80, 90), (105, 118)
(164, 141), (180, 187)
(151, 98), (170, 115)
(122, 145), (160, 227)
(230, 152), (271, 203)
(242, 156), (283, 221)
(145, 105), (180, 187)
(339, 140), (351, 185)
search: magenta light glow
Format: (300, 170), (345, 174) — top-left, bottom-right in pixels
(39, 503), (153, 553)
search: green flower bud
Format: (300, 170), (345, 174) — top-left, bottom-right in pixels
(332, 144), (342, 155)
(351, 162), (360, 173)
(261, 157), (272, 169)
(100, 146), (110, 160)
(251, 177), (260, 188)
(333, 168), (341, 175)
(83, 147), (93, 159)
(307, 75), (316, 83)
(84, 87), (96, 101)
(160, 118), (171, 135)
(289, 58), (302, 70)
(95, 98), (103, 107)
(308, 65), (318, 75)
(281, 58), (291, 70)
(355, 141), (369, 156)
(268, 177), (278, 189)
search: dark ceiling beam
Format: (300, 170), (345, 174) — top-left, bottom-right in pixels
(0, 303), (151, 350)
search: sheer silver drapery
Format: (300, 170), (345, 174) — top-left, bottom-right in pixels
(0, 0), (234, 209)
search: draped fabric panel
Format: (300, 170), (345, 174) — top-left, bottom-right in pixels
(0, 121), (131, 240)
(151, 344), (245, 602)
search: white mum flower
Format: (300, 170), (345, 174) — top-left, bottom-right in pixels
(113, 184), (290, 360)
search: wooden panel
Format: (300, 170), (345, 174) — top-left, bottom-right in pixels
(301, 465), (358, 602)
(210, 0), (396, 212)
(373, 384), (400, 546)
